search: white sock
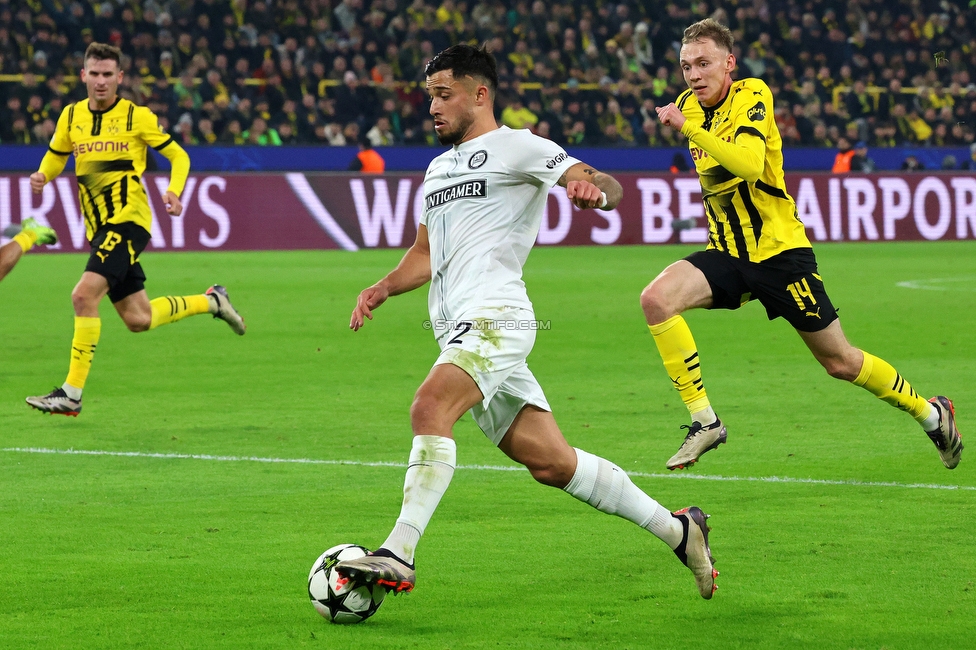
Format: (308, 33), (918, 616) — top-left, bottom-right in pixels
(691, 406), (717, 426)
(380, 435), (456, 564)
(563, 448), (683, 549)
(921, 403), (940, 432)
(61, 383), (82, 400)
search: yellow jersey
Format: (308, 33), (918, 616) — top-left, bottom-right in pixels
(43, 97), (189, 242)
(677, 77), (811, 262)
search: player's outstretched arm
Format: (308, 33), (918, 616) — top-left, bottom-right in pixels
(350, 225), (432, 331)
(31, 152), (69, 193)
(558, 162), (623, 211)
(33, 106), (73, 193)
(657, 102), (765, 182)
(157, 143), (191, 216)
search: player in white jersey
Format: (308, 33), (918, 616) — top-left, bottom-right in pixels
(335, 44), (720, 602)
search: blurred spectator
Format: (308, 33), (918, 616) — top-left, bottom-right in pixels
(871, 121), (898, 148)
(366, 116), (396, 146)
(962, 143), (976, 170)
(321, 123), (347, 146)
(220, 119), (245, 145)
(500, 95), (538, 130)
(277, 121), (299, 145)
(0, 0), (973, 149)
(32, 117), (56, 145)
(349, 136), (385, 173)
(333, 70), (373, 128)
(850, 141), (875, 172)
(901, 155), (924, 171)
(10, 114), (32, 144)
(174, 113), (197, 145)
(196, 117), (219, 145)
(243, 117), (281, 146)
(669, 152), (689, 172)
(832, 137), (855, 173)
(343, 122), (360, 144)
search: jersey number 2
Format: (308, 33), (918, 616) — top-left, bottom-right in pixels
(447, 321), (473, 345)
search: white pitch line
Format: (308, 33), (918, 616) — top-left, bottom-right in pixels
(3, 447), (974, 492)
(896, 277), (976, 292)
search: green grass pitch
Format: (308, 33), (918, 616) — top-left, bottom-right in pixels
(1, 242), (974, 649)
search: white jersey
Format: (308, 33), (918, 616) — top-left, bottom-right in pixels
(421, 126), (579, 327)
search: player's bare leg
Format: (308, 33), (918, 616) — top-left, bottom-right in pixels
(114, 290), (153, 332)
(799, 320), (961, 468)
(641, 261), (727, 469)
(500, 405), (718, 599)
(0, 241), (24, 282)
(337, 363), (482, 594)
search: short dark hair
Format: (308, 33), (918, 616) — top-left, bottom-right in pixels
(424, 44), (498, 97)
(682, 18), (734, 53)
(84, 42), (122, 66)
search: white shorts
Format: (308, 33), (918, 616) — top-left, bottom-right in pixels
(432, 307), (551, 446)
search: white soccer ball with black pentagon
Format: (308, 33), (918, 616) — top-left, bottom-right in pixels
(308, 544), (386, 624)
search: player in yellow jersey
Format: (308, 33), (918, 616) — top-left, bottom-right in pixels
(25, 43), (246, 417)
(0, 219), (59, 282)
(642, 19), (962, 471)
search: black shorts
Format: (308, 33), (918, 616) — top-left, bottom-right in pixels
(85, 222), (151, 303)
(685, 248), (839, 332)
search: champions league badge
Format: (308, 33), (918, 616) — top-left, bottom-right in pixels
(468, 150), (488, 169)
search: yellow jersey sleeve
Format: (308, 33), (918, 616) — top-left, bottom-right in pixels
(680, 80), (772, 183)
(729, 79), (775, 146)
(134, 106), (190, 197)
(36, 103), (75, 182)
(49, 103), (75, 155)
(135, 106), (174, 151)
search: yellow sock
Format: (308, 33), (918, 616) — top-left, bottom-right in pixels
(149, 294), (211, 330)
(649, 315), (710, 415)
(853, 351), (931, 422)
(13, 229), (38, 253)
(65, 317), (101, 390)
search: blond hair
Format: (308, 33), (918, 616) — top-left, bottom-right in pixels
(682, 18), (734, 52)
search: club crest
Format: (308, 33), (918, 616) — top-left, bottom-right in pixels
(469, 150), (487, 169)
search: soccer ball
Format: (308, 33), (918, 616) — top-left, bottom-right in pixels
(308, 544), (386, 624)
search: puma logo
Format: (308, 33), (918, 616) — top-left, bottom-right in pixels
(805, 307), (821, 319)
(96, 251), (108, 263)
(670, 375), (681, 388)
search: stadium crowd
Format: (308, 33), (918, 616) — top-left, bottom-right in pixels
(1, 0), (975, 155)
